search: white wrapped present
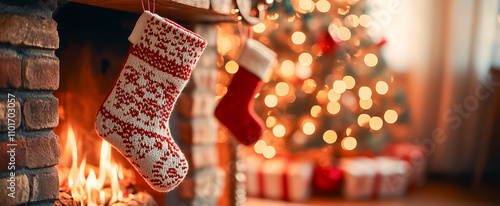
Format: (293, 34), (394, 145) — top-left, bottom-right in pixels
(382, 143), (427, 189)
(376, 157), (410, 199)
(245, 156), (314, 202)
(339, 157), (377, 200)
(339, 157), (409, 200)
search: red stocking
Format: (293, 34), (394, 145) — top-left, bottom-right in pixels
(215, 39), (276, 145)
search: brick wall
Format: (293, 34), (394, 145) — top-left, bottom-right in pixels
(175, 24), (225, 206)
(0, 0), (60, 205)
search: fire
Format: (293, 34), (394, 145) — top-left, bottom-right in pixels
(58, 124), (133, 205)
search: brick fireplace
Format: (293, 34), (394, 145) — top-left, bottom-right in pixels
(0, 0), (60, 205)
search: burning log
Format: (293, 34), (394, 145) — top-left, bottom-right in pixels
(56, 190), (79, 206)
(56, 187), (157, 206)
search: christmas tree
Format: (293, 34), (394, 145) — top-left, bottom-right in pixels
(217, 0), (409, 159)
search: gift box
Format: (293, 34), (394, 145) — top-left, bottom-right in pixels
(375, 157), (410, 198)
(382, 143), (427, 189)
(245, 156), (315, 202)
(339, 157), (409, 200)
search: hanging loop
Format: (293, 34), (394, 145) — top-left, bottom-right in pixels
(152, 0), (156, 13)
(141, 0), (155, 13)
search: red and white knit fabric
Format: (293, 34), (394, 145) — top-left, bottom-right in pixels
(95, 11), (207, 192)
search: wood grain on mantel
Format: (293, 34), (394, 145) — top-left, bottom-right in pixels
(69, 0), (234, 23)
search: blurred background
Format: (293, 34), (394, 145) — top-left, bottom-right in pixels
(216, 0), (500, 205)
(50, 0), (500, 205)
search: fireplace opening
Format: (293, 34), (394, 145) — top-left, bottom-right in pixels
(53, 3), (161, 205)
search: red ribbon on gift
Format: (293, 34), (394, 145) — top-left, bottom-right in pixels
(371, 170), (381, 199)
(257, 162), (265, 198)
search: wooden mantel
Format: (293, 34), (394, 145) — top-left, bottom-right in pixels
(69, 0), (235, 23)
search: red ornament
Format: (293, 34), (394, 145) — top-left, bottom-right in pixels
(377, 37), (387, 48)
(318, 31), (339, 55)
(313, 165), (343, 193)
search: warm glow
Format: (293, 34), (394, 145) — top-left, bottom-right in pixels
(364, 53), (378, 67)
(337, 6), (350, 15)
(253, 23), (266, 33)
(323, 130), (337, 144)
(295, 64), (312, 79)
(299, 53), (313, 66)
(61, 125), (128, 205)
(327, 101), (341, 114)
(317, 90), (329, 103)
(225, 61), (239, 74)
(109, 164), (123, 204)
(358, 114), (370, 127)
(328, 89), (341, 102)
(254, 140), (267, 154)
(268, 13), (279, 20)
(370, 116), (383, 130)
(384, 110), (398, 124)
(338, 27), (351, 41)
(265, 95), (278, 107)
(333, 80), (347, 93)
(263, 146), (276, 158)
(341, 92), (357, 108)
(346, 128), (352, 136)
(358, 86), (372, 100)
(316, 0), (331, 13)
(302, 122), (316, 135)
(345, 15), (359, 27)
(217, 37), (232, 55)
(273, 124), (286, 137)
(292, 31), (306, 45)
(266, 116), (277, 128)
(66, 125), (82, 201)
(359, 98), (373, 110)
(376, 81), (389, 95)
(342, 137), (357, 150)
(97, 140), (111, 189)
(281, 60), (295, 77)
(311, 105), (322, 117)
(346, 0), (359, 5)
(100, 191), (105, 206)
(275, 82), (290, 96)
(67, 125), (78, 169)
(86, 169), (97, 206)
(302, 79), (317, 94)
(299, 0), (314, 12)
(359, 14), (373, 27)
(343, 76), (356, 89)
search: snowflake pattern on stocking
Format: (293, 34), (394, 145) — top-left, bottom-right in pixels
(95, 11), (207, 192)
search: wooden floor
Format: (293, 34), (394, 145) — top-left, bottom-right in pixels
(246, 180), (500, 206)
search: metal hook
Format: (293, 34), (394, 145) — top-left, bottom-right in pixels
(234, 0), (269, 26)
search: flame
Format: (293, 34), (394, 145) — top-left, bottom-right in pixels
(86, 169), (97, 206)
(109, 163), (124, 204)
(97, 140), (111, 189)
(99, 191), (105, 205)
(59, 124), (131, 205)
